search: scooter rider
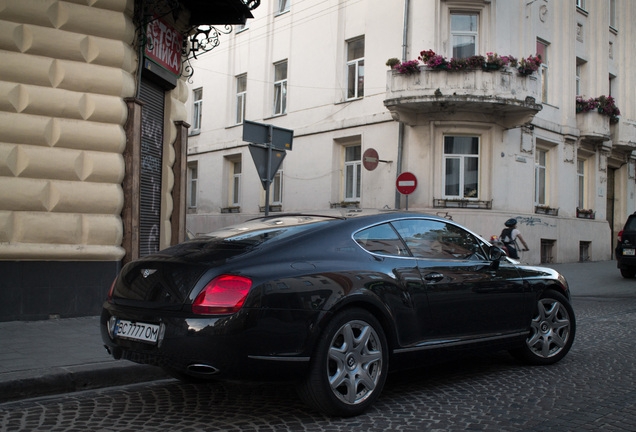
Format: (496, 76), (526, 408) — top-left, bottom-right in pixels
(500, 218), (529, 259)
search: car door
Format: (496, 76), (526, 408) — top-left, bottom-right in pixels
(391, 218), (525, 341)
(353, 222), (434, 347)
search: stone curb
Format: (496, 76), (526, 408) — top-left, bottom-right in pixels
(0, 363), (169, 403)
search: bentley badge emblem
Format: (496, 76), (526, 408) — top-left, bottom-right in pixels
(141, 269), (157, 278)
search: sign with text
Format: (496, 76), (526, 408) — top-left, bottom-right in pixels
(145, 15), (183, 76)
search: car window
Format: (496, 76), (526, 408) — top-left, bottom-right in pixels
(391, 219), (487, 261)
(354, 223), (410, 257)
(625, 216), (636, 231)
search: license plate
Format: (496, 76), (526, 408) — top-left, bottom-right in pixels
(114, 319), (160, 344)
(624, 249), (635, 256)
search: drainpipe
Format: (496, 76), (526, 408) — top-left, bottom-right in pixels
(394, 0), (409, 209)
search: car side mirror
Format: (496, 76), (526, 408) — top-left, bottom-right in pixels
(488, 246), (505, 270)
(489, 246), (505, 261)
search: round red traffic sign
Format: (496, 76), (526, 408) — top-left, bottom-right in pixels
(396, 172), (417, 195)
(363, 148), (379, 171)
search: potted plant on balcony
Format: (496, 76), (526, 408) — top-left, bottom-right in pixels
(482, 53), (517, 71)
(597, 95), (621, 124)
(386, 58), (421, 75)
(419, 50), (449, 70)
(576, 208), (596, 219)
(517, 54), (542, 75)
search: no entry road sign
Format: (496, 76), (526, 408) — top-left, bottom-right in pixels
(396, 172), (417, 195)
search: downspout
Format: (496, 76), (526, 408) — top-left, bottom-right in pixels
(394, 0), (409, 209)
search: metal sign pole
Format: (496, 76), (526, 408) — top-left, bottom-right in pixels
(264, 125), (273, 216)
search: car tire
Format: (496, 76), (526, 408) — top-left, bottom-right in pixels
(298, 308), (389, 417)
(510, 289), (575, 365)
(620, 267), (636, 278)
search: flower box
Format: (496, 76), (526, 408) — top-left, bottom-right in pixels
(535, 206), (558, 216)
(576, 209), (595, 219)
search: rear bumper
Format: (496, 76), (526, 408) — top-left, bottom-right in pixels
(100, 303), (322, 381)
(616, 246), (636, 269)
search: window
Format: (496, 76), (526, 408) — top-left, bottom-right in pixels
(535, 149), (547, 206)
(344, 145), (361, 201)
(609, 0), (616, 29)
(575, 64), (582, 96)
(273, 61), (288, 116)
(271, 170), (283, 205)
(536, 40), (549, 103)
(231, 160), (241, 206)
(236, 74), (247, 125)
(277, 0), (290, 14)
(392, 219), (487, 261)
(450, 13), (478, 58)
(576, 0), (585, 10)
(354, 223), (407, 257)
(192, 88), (202, 133)
(443, 136), (479, 199)
(188, 162), (198, 208)
(577, 158), (585, 209)
(346, 37), (364, 100)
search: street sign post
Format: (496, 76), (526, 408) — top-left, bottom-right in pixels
(396, 172), (417, 210)
(243, 121), (294, 215)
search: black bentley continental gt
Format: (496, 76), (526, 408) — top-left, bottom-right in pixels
(101, 212), (575, 416)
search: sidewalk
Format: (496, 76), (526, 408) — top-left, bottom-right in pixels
(0, 316), (168, 403)
(0, 260), (631, 404)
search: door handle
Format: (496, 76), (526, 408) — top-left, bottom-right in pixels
(423, 272), (444, 282)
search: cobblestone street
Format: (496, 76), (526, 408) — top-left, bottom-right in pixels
(2, 295), (635, 432)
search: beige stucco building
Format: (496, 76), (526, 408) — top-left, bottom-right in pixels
(0, 0), (257, 321)
(186, 0), (636, 265)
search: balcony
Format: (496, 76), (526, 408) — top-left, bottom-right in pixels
(610, 119), (636, 152)
(384, 67), (542, 128)
(577, 111), (610, 142)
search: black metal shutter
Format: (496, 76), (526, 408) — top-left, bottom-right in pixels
(139, 79), (164, 256)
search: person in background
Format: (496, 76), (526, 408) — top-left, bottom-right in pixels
(500, 218), (529, 259)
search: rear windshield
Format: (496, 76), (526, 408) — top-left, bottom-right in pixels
(201, 216), (335, 247)
(626, 216), (636, 231)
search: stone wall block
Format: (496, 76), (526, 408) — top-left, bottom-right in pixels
(0, 82), (127, 123)
(0, 143), (123, 183)
(0, 20), (135, 70)
(0, 177), (123, 214)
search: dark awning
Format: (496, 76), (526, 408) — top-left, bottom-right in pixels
(181, 0), (256, 25)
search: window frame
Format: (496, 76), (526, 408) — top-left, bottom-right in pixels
(192, 87), (203, 133)
(273, 61), (288, 116)
(231, 160), (242, 207)
(276, 0), (290, 15)
(235, 74), (247, 125)
(535, 148), (548, 206)
(537, 39), (549, 103)
(271, 169), (283, 205)
(450, 12), (479, 58)
(442, 135), (480, 200)
(577, 158), (586, 209)
(346, 37), (365, 100)
(609, 0), (616, 29)
(187, 162), (198, 208)
(344, 145), (361, 202)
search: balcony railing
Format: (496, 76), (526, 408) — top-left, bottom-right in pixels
(384, 67), (542, 128)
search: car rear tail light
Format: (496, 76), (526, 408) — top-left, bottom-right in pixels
(107, 279), (116, 302)
(192, 275), (252, 315)
(618, 230), (623, 242)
